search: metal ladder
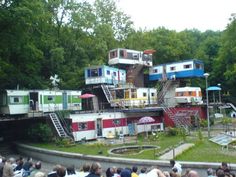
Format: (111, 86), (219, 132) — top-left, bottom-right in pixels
(49, 113), (67, 138)
(101, 84), (113, 103)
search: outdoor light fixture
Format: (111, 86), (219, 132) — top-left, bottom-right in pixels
(204, 73), (210, 139)
(217, 83), (221, 103)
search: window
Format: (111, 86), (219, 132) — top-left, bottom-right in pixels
(107, 70), (110, 75)
(78, 122), (88, 131)
(119, 50), (127, 58)
(113, 72), (116, 76)
(109, 50), (117, 59)
(91, 69), (98, 77)
(113, 119), (121, 126)
(142, 54), (152, 61)
(195, 63), (202, 69)
(154, 69), (158, 73)
(170, 66), (176, 71)
(87, 69), (91, 77)
(176, 92), (184, 96)
(116, 90), (124, 99)
(124, 90), (129, 99)
(47, 96), (55, 101)
(151, 124), (160, 132)
(151, 93), (155, 97)
(143, 92), (147, 97)
(10, 96), (23, 104)
(184, 64), (192, 69)
(132, 53), (139, 59)
(131, 89), (137, 98)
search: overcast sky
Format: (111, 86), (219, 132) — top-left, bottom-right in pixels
(116, 0), (236, 31)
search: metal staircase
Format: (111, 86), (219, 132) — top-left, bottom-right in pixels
(163, 107), (198, 131)
(163, 106), (177, 123)
(101, 84), (113, 103)
(49, 113), (67, 138)
(157, 80), (173, 105)
(227, 103), (236, 112)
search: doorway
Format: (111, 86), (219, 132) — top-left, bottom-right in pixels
(96, 118), (103, 137)
(29, 92), (38, 111)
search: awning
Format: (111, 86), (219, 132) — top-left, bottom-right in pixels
(207, 86), (221, 91)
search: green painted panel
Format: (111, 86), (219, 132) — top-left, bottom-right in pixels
(23, 95), (29, 104)
(43, 95), (62, 104)
(71, 96), (81, 103)
(7, 95), (29, 105)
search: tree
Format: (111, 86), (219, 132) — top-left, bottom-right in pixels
(215, 14), (236, 98)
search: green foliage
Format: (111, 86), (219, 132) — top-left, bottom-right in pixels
(197, 129), (203, 141)
(200, 119), (208, 127)
(165, 127), (179, 136)
(221, 117), (232, 125)
(27, 123), (54, 142)
(178, 128), (187, 142)
(0, 0), (236, 97)
(55, 138), (75, 147)
(149, 132), (159, 142)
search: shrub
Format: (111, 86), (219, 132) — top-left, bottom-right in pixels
(178, 128), (187, 142)
(55, 138), (74, 147)
(27, 123), (54, 142)
(200, 119), (208, 127)
(197, 129), (203, 141)
(165, 127), (178, 136)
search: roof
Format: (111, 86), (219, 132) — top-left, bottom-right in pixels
(153, 59), (204, 67)
(175, 87), (201, 91)
(122, 107), (163, 113)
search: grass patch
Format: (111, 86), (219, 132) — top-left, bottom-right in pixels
(29, 132), (236, 163)
(176, 138), (236, 163)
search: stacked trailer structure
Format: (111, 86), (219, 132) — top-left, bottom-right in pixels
(149, 59), (204, 81)
(108, 48), (153, 67)
(29, 90), (82, 112)
(0, 90), (82, 116)
(175, 87), (203, 104)
(85, 65), (126, 86)
(70, 111), (164, 141)
(0, 90), (29, 115)
(110, 87), (157, 108)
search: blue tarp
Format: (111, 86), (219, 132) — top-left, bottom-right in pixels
(207, 86), (221, 91)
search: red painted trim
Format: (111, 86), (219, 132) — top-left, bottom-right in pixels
(72, 121), (95, 132)
(103, 118), (127, 128)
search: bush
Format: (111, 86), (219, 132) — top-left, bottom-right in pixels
(200, 119), (208, 127)
(27, 123), (54, 142)
(55, 138), (74, 147)
(197, 129), (203, 141)
(165, 127), (178, 136)
(178, 128), (187, 142)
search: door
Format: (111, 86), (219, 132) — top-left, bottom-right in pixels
(62, 91), (68, 110)
(128, 122), (136, 135)
(96, 118), (103, 137)
(29, 92), (38, 111)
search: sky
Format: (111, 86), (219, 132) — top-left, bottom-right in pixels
(116, 0), (236, 32)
